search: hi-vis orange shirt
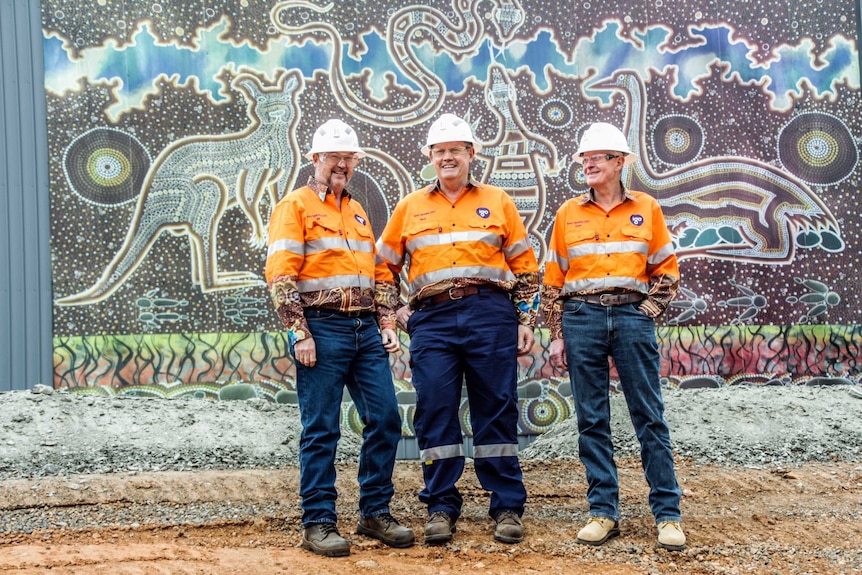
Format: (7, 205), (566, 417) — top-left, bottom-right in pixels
(377, 180), (539, 325)
(542, 189), (679, 334)
(265, 180), (397, 341)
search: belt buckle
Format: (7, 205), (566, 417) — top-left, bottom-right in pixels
(599, 293), (615, 306)
(448, 287), (464, 300)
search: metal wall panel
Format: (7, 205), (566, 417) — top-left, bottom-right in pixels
(0, 0), (52, 391)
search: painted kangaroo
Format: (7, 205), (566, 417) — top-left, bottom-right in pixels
(57, 70), (302, 306)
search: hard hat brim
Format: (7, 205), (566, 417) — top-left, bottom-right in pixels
(304, 148), (368, 161)
(573, 151), (639, 165)
(420, 141), (482, 156)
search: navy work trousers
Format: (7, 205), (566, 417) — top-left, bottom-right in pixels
(407, 289), (526, 520)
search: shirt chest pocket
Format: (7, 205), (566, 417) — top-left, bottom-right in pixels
(621, 222), (653, 242)
(346, 219), (375, 252)
(407, 219), (441, 237)
(564, 224), (598, 246)
(306, 216), (340, 239)
(467, 213), (505, 235)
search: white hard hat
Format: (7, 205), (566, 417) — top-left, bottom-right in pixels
(421, 113), (483, 155)
(573, 122), (638, 165)
(304, 119), (367, 160)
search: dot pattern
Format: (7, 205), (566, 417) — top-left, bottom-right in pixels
(43, 1), (862, 389)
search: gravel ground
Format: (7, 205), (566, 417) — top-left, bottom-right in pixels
(2, 384), (862, 481)
(5, 385), (862, 480)
(521, 384), (862, 465)
(1, 384), (861, 574)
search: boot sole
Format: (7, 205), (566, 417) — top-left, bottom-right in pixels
(494, 533), (525, 544)
(356, 524), (416, 548)
(658, 541), (686, 552)
(301, 540), (351, 557)
(424, 532), (454, 545)
(576, 527), (620, 546)
(424, 525), (456, 545)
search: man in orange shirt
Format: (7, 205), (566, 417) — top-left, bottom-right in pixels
(542, 122), (685, 551)
(266, 119), (413, 557)
(378, 113), (539, 545)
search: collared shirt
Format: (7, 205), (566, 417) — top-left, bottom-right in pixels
(265, 176), (398, 343)
(541, 185), (679, 340)
(377, 178), (539, 327)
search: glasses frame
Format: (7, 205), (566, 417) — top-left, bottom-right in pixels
(580, 153), (621, 164)
(429, 145), (473, 158)
(319, 153), (360, 167)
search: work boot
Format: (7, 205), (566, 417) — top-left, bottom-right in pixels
(301, 522), (350, 557)
(424, 511), (456, 545)
(576, 517), (620, 546)
(493, 510), (525, 543)
(356, 512), (416, 548)
(657, 520), (686, 551)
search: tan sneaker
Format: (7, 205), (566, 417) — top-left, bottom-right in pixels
(356, 512), (415, 548)
(657, 520), (686, 551)
(576, 517), (620, 546)
(301, 523), (350, 557)
(493, 510), (525, 543)
(424, 511), (456, 545)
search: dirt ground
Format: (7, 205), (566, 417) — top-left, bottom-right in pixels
(1, 385), (861, 574)
(0, 458), (860, 574)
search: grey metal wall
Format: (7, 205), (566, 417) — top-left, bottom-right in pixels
(0, 0), (52, 392)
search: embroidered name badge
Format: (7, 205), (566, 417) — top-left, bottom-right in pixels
(630, 214), (644, 226)
(476, 207), (490, 218)
(354, 214), (367, 226)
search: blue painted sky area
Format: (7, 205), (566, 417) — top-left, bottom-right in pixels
(44, 20), (859, 118)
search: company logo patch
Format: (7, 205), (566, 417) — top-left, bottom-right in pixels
(354, 214), (367, 226)
(630, 214), (644, 226)
(476, 207), (490, 218)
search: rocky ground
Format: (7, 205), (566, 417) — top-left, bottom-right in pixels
(1, 384), (861, 574)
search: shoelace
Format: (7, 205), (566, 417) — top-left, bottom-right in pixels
(429, 511), (450, 523)
(318, 522), (340, 537)
(496, 510), (520, 524)
(377, 512), (401, 527)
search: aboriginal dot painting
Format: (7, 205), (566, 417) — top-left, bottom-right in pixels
(43, 0), (862, 437)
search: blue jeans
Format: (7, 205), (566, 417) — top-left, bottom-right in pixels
(561, 299), (681, 524)
(293, 309), (402, 525)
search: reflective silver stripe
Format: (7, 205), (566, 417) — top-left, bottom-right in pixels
(649, 241), (676, 265)
(503, 237), (532, 259)
(306, 237), (374, 254)
(407, 231), (502, 252)
(563, 277), (647, 294)
(568, 240), (648, 259)
(376, 240), (404, 267)
(298, 274), (375, 292)
(420, 443), (464, 463)
(545, 248), (569, 272)
(473, 443), (519, 458)
(411, 266), (515, 292)
(267, 238), (304, 258)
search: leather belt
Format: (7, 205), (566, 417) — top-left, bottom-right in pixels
(420, 284), (504, 307)
(568, 292), (645, 306)
(307, 307), (372, 318)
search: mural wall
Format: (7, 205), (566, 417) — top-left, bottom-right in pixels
(43, 0), (862, 437)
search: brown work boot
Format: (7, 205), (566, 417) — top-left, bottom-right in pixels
(493, 510), (525, 543)
(576, 517), (620, 546)
(356, 512), (415, 548)
(424, 511), (456, 545)
(657, 520), (686, 551)
(301, 522), (350, 557)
